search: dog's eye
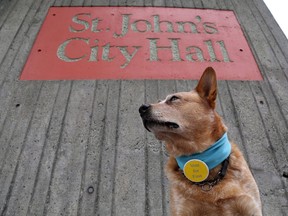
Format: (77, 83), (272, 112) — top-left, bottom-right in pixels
(170, 95), (180, 102)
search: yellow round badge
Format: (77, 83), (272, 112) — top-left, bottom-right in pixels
(183, 159), (209, 182)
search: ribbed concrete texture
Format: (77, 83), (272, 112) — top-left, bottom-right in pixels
(0, 0), (287, 216)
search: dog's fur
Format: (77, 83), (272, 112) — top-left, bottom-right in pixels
(139, 67), (262, 216)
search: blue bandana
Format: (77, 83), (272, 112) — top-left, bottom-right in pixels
(176, 133), (231, 170)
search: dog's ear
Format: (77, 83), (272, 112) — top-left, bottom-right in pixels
(195, 67), (217, 109)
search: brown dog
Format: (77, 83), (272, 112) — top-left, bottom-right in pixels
(139, 67), (262, 216)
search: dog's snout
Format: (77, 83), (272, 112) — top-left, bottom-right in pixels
(139, 104), (151, 114)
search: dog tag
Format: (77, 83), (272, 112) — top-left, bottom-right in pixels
(183, 159), (209, 182)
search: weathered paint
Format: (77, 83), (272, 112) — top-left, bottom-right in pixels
(20, 7), (262, 80)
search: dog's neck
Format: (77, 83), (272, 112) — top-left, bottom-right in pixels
(175, 132), (231, 182)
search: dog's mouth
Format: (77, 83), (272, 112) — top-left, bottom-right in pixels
(143, 119), (179, 132)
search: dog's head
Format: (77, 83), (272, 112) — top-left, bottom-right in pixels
(139, 67), (226, 156)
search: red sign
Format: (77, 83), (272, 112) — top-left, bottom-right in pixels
(20, 7), (262, 80)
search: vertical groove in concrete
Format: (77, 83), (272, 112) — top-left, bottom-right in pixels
(42, 81), (73, 216)
(253, 0), (288, 61)
(143, 80), (149, 216)
(0, 0), (287, 215)
(215, 0), (247, 156)
(230, 0), (288, 158)
(111, 80), (122, 216)
(113, 80), (146, 215)
(0, 0), (18, 29)
(76, 80), (98, 216)
(0, 0), (48, 137)
(4, 82), (60, 216)
(0, 0), (35, 64)
(93, 82), (110, 214)
(145, 80), (164, 216)
(243, 0), (288, 81)
(0, 82), (44, 216)
(26, 82), (61, 216)
(229, 1), (288, 214)
(27, 81), (72, 216)
(95, 81), (121, 216)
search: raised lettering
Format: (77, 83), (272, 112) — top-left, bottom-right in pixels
(148, 38), (182, 61)
(176, 21), (199, 33)
(131, 20), (152, 33)
(186, 46), (204, 62)
(153, 15), (174, 33)
(205, 40), (220, 62)
(69, 13), (90, 33)
(117, 46), (141, 68)
(89, 40), (99, 62)
(113, 14), (131, 38)
(203, 22), (218, 34)
(91, 18), (102, 32)
(57, 38), (89, 62)
(217, 40), (233, 62)
(102, 43), (115, 61)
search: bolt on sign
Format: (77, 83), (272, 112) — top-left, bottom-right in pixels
(20, 7), (262, 80)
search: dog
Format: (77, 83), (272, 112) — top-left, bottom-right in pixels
(139, 67), (262, 216)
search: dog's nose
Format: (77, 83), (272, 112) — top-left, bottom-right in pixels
(139, 104), (151, 114)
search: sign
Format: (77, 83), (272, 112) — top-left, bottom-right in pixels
(20, 7), (263, 80)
